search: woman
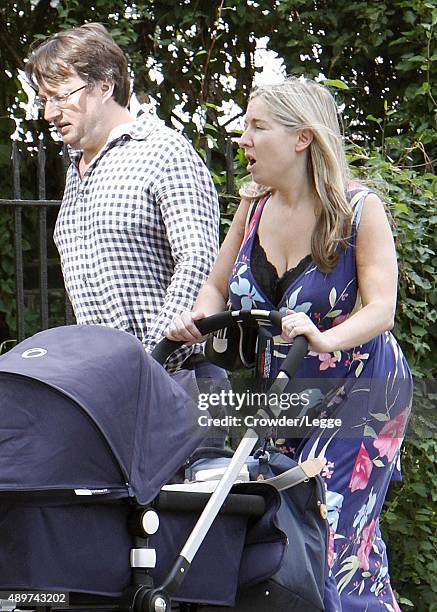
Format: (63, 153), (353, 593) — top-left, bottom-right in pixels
(166, 77), (411, 611)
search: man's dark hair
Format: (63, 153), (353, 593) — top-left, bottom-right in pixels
(25, 23), (130, 106)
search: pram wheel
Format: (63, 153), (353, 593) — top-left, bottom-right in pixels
(133, 588), (170, 612)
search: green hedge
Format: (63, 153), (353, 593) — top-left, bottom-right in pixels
(348, 144), (436, 610)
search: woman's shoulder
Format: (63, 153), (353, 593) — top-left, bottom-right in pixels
(346, 182), (384, 225)
(347, 181), (374, 199)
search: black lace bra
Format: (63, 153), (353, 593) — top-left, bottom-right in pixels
(251, 232), (312, 307)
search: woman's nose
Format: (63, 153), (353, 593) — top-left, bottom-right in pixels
(238, 128), (251, 147)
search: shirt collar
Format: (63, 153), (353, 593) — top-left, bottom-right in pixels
(67, 111), (164, 164)
(126, 111), (164, 140)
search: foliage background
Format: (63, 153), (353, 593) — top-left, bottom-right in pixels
(0, 1), (435, 609)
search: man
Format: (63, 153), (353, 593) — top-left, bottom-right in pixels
(25, 22), (220, 373)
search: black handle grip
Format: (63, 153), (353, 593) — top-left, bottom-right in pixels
(268, 309), (308, 378)
(279, 335), (308, 379)
(151, 310), (237, 365)
(268, 310), (284, 328)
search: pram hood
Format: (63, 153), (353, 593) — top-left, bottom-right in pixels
(0, 325), (204, 505)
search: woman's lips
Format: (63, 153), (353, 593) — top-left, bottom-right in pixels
(246, 157), (256, 172)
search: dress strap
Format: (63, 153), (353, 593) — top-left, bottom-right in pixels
(244, 199), (258, 234)
(349, 189), (371, 227)
(243, 194), (270, 242)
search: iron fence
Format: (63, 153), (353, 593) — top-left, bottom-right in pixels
(0, 140), (74, 344)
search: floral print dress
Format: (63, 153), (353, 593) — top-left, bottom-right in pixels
(228, 189), (412, 611)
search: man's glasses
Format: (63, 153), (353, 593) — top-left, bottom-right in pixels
(35, 84), (89, 110)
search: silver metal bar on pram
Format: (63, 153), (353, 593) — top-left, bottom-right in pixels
(180, 431), (257, 563)
(156, 432), (258, 598)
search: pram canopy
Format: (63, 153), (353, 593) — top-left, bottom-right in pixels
(0, 324), (204, 505)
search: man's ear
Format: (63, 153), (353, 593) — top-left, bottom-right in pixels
(100, 80), (114, 102)
(295, 128), (314, 151)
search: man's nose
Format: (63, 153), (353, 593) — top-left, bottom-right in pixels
(44, 100), (61, 122)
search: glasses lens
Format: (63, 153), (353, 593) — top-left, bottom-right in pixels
(52, 95), (66, 107)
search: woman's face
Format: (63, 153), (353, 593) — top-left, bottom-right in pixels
(238, 96), (301, 189)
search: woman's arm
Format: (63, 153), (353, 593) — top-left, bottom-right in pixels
(165, 197), (252, 342)
(282, 193), (398, 352)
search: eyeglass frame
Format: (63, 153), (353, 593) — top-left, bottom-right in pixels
(35, 83), (89, 110)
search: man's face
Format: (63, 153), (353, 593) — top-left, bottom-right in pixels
(37, 72), (102, 152)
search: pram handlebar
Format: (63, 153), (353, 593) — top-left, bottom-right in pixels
(151, 309), (308, 380)
(278, 334), (308, 380)
(151, 310), (234, 364)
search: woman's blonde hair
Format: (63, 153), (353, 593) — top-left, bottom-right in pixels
(240, 77), (352, 272)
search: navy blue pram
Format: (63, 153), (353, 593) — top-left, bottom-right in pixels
(0, 312), (328, 611)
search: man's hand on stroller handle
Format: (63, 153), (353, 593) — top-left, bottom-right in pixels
(165, 310), (207, 345)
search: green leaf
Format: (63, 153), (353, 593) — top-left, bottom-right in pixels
(394, 202), (409, 213)
(326, 309), (343, 319)
(329, 287), (337, 307)
(355, 361), (364, 377)
(398, 597), (414, 607)
(323, 79), (349, 90)
(409, 272), (432, 290)
(410, 482), (428, 497)
(411, 325), (427, 337)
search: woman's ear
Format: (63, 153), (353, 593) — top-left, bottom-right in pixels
(295, 128), (314, 151)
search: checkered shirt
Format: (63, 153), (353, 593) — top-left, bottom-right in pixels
(54, 112), (219, 371)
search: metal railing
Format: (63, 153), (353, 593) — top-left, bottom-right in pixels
(0, 140), (74, 344)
